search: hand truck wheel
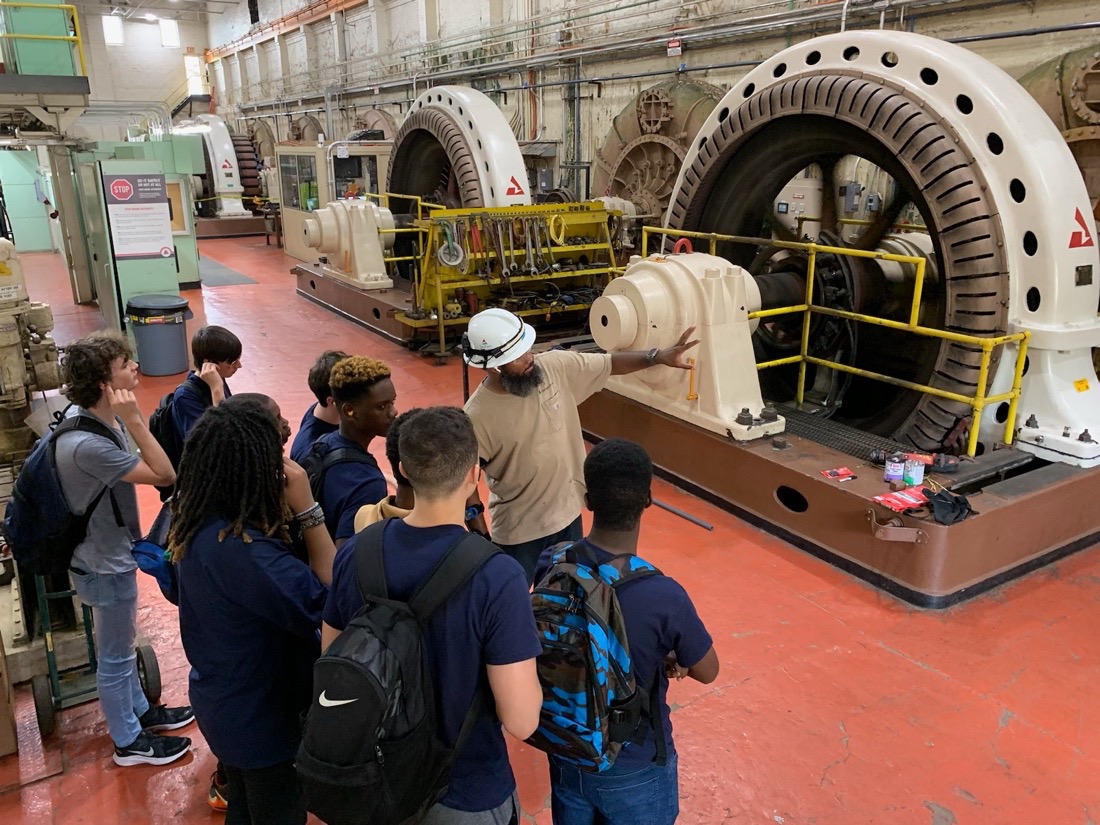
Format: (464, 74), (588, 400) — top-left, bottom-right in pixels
(136, 644), (162, 704)
(31, 673), (56, 736)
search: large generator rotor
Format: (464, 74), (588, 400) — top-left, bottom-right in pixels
(387, 86), (531, 213)
(667, 31), (1100, 455)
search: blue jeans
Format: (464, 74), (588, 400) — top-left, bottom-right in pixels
(550, 754), (679, 825)
(68, 568), (150, 747)
(497, 516), (583, 585)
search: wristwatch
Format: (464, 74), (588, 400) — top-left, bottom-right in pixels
(645, 347), (660, 366)
(465, 503), (485, 522)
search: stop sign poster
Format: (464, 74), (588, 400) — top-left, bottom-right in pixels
(102, 173), (175, 259)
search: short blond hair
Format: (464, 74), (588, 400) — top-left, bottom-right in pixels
(330, 356), (391, 404)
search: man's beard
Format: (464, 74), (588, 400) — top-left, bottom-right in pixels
(500, 363), (543, 397)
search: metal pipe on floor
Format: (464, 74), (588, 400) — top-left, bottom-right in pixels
(653, 498), (713, 531)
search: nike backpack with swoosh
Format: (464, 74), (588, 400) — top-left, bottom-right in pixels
(296, 521), (498, 825)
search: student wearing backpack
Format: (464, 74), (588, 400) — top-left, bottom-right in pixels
(532, 438), (720, 825)
(53, 331), (196, 767)
(170, 400), (336, 825)
(461, 308), (698, 583)
(304, 355), (396, 543)
(170, 325), (242, 437)
(318, 406), (542, 824)
(289, 350), (348, 463)
(147, 326), (243, 503)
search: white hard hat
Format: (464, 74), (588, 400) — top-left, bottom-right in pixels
(462, 308), (536, 369)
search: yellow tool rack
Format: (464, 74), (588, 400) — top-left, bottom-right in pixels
(397, 201), (622, 351)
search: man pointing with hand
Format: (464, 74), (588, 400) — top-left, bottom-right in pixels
(462, 307), (698, 583)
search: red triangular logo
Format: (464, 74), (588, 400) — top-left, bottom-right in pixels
(221, 158), (233, 169)
(505, 175), (525, 196)
(1070, 207), (1095, 249)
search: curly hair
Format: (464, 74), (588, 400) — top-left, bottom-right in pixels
(308, 350), (350, 406)
(584, 438), (653, 532)
(329, 356), (391, 405)
(168, 401), (290, 561)
(62, 330), (133, 409)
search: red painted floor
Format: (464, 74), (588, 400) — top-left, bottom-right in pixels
(2, 241), (1099, 824)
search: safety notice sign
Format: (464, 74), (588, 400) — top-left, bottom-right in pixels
(103, 173), (175, 260)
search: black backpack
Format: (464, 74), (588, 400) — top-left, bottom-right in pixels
(3, 411), (125, 576)
(296, 521), (498, 825)
(148, 380), (207, 501)
(299, 437), (377, 508)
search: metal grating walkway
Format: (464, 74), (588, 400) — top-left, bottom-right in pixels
(780, 407), (910, 461)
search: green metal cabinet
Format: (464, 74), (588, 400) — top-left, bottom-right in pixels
(0, 0), (76, 76)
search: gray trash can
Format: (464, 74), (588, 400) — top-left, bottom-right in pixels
(126, 294), (193, 376)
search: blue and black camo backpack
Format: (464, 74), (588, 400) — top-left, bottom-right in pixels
(527, 541), (668, 771)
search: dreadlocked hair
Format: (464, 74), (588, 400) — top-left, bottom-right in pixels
(168, 401), (291, 561)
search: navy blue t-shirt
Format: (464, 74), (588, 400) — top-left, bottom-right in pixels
(534, 539), (713, 769)
(323, 519), (541, 812)
(290, 403), (339, 463)
(315, 431), (387, 542)
(171, 372), (230, 439)
(177, 518), (326, 769)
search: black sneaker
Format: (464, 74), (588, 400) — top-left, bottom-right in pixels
(113, 730), (192, 767)
(139, 704), (195, 732)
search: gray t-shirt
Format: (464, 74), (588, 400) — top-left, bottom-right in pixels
(54, 408), (142, 574)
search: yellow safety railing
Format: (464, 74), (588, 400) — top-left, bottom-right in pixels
(641, 226), (1030, 457)
(0, 2), (86, 76)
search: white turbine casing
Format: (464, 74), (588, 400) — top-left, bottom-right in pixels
(303, 200), (395, 290)
(176, 114), (250, 217)
(407, 86), (531, 207)
(590, 252), (784, 441)
(667, 31), (1100, 466)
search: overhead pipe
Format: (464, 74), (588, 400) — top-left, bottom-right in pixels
(79, 101), (173, 137)
(235, 12), (1100, 123)
(948, 20), (1100, 45)
(237, 0), (958, 110)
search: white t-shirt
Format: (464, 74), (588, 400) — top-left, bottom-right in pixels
(464, 350), (612, 545)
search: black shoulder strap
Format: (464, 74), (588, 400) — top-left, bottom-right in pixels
(353, 520), (389, 603)
(50, 415), (126, 527)
(178, 377), (208, 404)
(409, 533), (499, 623)
(322, 445), (375, 471)
(353, 523), (499, 622)
(648, 674), (668, 766)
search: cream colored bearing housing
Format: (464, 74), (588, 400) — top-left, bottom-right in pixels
(592, 252), (785, 442)
(303, 201), (396, 290)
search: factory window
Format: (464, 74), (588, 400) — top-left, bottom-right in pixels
(279, 154), (318, 211)
(184, 55), (204, 95)
(160, 19), (180, 49)
(101, 15), (124, 46)
(248, 0), (260, 25)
